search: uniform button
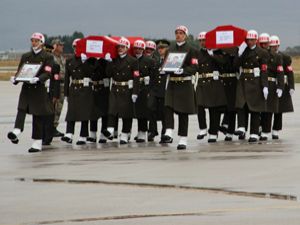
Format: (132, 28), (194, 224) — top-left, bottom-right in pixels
(116, 89), (119, 92)
(122, 73), (125, 75)
(117, 73), (119, 75)
(245, 62), (248, 65)
(73, 70), (75, 72)
(158, 81), (161, 83)
(245, 78), (247, 81)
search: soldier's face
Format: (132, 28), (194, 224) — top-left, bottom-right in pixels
(175, 30), (186, 43)
(259, 42), (269, 49)
(145, 48), (154, 56)
(133, 47), (144, 56)
(117, 45), (128, 55)
(199, 39), (206, 48)
(246, 39), (257, 48)
(54, 44), (64, 54)
(270, 46), (279, 52)
(31, 38), (41, 48)
(158, 47), (168, 57)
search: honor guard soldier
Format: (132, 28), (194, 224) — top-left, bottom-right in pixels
(270, 36), (295, 139)
(61, 38), (95, 145)
(103, 37), (140, 144)
(8, 32), (54, 153)
(87, 58), (110, 143)
(195, 31), (227, 143)
(132, 40), (155, 142)
(219, 47), (239, 141)
(234, 30), (269, 142)
(148, 39), (170, 142)
(144, 40), (158, 59)
(51, 39), (66, 138)
(160, 25), (198, 150)
(259, 33), (284, 141)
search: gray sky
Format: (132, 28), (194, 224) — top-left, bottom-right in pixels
(1, 0), (299, 51)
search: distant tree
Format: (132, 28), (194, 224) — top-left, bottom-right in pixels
(44, 31), (84, 54)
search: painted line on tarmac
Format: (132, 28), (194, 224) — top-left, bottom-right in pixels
(22, 204), (300, 224)
(17, 177), (297, 202)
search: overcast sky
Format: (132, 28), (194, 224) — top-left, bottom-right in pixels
(1, 0), (299, 51)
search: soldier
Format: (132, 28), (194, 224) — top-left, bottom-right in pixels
(234, 30), (269, 142)
(160, 25), (198, 150)
(51, 39), (66, 137)
(195, 31), (227, 143)
(7, 32), (54, 152)
(103, 37), (140, 144)
(132, 40), (155, 142)
(270, 35), (294, 139)
(219, 47), (239, 141)
(61, 38), (95, 145)
(87, 58), (110, 143)
(42, 44), (61, 145)
(144, 41), (158, 59)
(148, 39), (170, 142)
(258, 33), (284, 141)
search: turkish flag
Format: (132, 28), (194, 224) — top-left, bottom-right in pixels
(205, 25), (247, 49)
(75, 36), (144, 59)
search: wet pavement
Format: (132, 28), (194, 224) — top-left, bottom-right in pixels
(1, 81), (300, 225)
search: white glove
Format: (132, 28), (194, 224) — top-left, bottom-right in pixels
(276, 89), (283, 98)
(263, 87), (268, 100)
(159, 70), (166, 75)
(105, 53), (112, 62)
(131, 94), (138, 103)
(290, 89), (295, 96)
(29, 77), (39, 84)
(238, 42), (247, 56)
(207, 49), (214, 56)
(174, 68), (184, 75)
(10, 76), (16, 84)
(64, 96), (68, 103)
(81, 53), (87, 63)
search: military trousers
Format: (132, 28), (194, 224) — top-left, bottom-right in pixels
(238, 104), (260, 135)
(90, 116), (108, 133)
(208, 107), (222, 135)
(137, 119), (148, 132)
(107, 115), (132, 133)
(42, 114), (54, 143)
(165, 106), (189, 137)
(32, 115), (46, 140)
(221, 111), (236, 135)
(197, 106), (207, 130)
(14, 109), (26, 131)
(272, 113), (283, 131)
(261, 112), (273, 133)
(66, 121), (89, 137)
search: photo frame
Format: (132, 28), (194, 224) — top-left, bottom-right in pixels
(162, 52), (187, 72)
(15, 63), (42, 82)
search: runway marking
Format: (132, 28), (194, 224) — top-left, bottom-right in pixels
(23, 204), (300, 224)
(17, 177), (297, 202)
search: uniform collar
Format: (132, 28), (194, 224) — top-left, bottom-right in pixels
(176, 41), (186, 46)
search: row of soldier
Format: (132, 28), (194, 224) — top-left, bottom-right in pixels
(7, 25), (294, 152)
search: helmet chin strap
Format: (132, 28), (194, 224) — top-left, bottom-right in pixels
(32, 41), (43, 53)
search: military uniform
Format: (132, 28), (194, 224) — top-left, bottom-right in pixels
(219, 48), (239, 140)
(63, 55), (94, 143)
(272, 52), (294, 134)
(196, 48), (227, 140)
(148, 55), (167, 139)
(234, 45), (269, 138)
(88, 58), (110, 142)
(104, 54), (140, 140)
(13, 49), (54, 142)
(134, 55), (155, 139)
(162, 42), (198, 143)
(260, 50), (284, 138)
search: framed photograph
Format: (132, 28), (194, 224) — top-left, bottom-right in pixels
(15, 63), (42, 82)
(162, 52), (187, 72)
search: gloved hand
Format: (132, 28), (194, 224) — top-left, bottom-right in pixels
(105, 53), (112, 62)
(276, 89), (283, 98)
(29, 77), (39, 84)
(159, 70), (166, 75)
(131, 94), (138, 103)
(64, 96), (68, 103)
(263, 87), (268, 100)
(10, 76), (16, 84)
(81, 53), (87, 63)
(207, 49), (214, 56)
(238, 42), (247, 56)
(290, 89), (295, 96)
(174, 68), (184, 75)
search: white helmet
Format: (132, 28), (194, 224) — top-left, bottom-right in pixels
(118, 37), (130, 49)
(145, 40), (156, 50)
(198, 31), (207, 40)
(259, 33), (270, 43)
(175, 25), (189, 36)
(133, 40), (146, 49)
(246, 30), (258, 40)
(31, 32), (45, 44)
(269, 35), (280, 46)
(72, 38), (81, 47)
